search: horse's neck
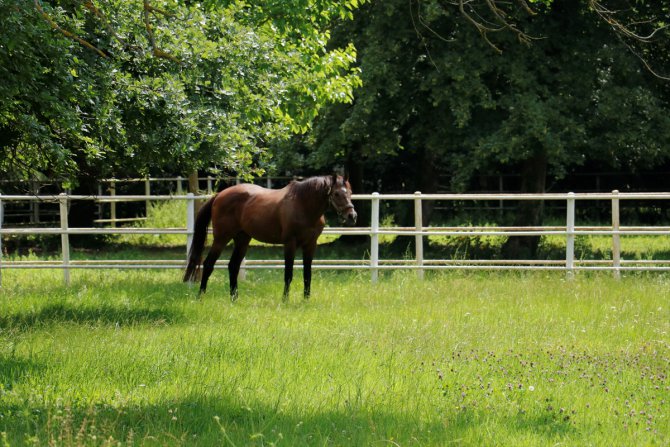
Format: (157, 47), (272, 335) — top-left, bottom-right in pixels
(308, 193), (330, 218)
(292, 177), (330, 219)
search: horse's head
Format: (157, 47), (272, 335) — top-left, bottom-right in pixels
(329, 174), (357, 225)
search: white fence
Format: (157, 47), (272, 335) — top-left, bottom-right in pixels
(96, 176), (296, 226)
(0, 176), (295, 225)
(1, 191), (670, 287)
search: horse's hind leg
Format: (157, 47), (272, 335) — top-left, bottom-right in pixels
(283, 240), (297, 301)
(302, 239), (318, 299)
(199, 235), (230, 295)
(228, 233), (251, 300)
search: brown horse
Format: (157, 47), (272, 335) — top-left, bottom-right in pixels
(183, 175), (357, 299)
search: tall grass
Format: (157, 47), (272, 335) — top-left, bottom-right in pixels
(1, 268), (668, 446)
(113, 200), (188, 247)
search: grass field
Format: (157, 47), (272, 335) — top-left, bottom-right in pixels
(1, 267), (668, 446)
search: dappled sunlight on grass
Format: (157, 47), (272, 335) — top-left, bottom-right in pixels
(1, 270), (669, 445)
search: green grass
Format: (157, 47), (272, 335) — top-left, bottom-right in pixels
(113, 200), (188, 248)
(1, 268), (669, 446)
(426, 231), (670, 261)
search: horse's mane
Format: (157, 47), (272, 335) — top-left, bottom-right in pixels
(287, 176), (332, 201)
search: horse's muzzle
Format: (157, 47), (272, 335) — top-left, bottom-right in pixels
(345, 210), (357, 226)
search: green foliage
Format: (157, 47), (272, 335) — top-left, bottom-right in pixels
(0, 270), (669, 445)
(0, 2), (87, 178)
(278, 0), (670, 195)
(0, 0), (363, 183)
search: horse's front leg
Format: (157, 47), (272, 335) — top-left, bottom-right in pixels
(283, 240), (296, 301)
(199, 236), (229, 296)
(302, 239), (318, 299)
(228, 233), (250, 301)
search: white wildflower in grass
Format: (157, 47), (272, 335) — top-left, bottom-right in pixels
(528, 386), (535, 392)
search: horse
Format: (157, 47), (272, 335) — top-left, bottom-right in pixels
(183, 174), (357, 299)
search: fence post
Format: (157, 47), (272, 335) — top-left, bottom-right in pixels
(566, 192), (575, 278)
(110, 179), (117, 228)
(498, 175), (504, 218)
(59, 193), (70, 286)
(238, 257), (247, 282)
(186, 193), (195, 257)
(207, 176), (213, 194)
(97, 183), (103, 221)
(32, 181), (40, 224)
(145, 178), (151, 214)
(177, 176), (183, 195)
(267, 177), (272, 189)
(370, 192), (380, 283)
(414, 191), (424, 279)
(611, 190), (621, 278)
(0, 193), (3, 288)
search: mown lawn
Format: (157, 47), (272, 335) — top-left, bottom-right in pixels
(0, 268), (668, 446)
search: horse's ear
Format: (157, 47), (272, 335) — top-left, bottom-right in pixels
(343, 171), (350, 183)
(331, 173), (339, 185)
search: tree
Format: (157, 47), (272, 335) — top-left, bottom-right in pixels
(275, 0), (670, 256)
(443, 0), (670, 256)
(0, 0), (363, 185)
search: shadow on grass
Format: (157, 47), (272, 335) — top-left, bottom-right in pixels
(0, 357), (43, 392)
(0, 393), (578, 446)
(0, 303), (181, 331)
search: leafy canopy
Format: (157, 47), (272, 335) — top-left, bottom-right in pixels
(282, 0), (670, 192)
(0, 0), (363, 183)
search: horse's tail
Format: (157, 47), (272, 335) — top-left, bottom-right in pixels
(183, 195), (215, 282)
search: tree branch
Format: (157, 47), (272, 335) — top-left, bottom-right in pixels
(589, 0), (670, 80)
(456, 0), (534, 53)
(34, 0), (108, 58)
(143, 0), (181, 63)
(484, 0), (532, 45)
(589, 1), (666, 41)
(35, 0), (181, 62)
(515, 0), (536, 17)
(81, 0), (128, 49)
(145, 2), (175, 19)
(420, 0), (538, 53)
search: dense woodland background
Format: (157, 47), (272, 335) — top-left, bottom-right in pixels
(2, 1), (670, 255)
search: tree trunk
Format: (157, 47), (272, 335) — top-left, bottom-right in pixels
(501, 152), (548, 259)
(417, 148), (439, 226)
(188, 169), (202, 217)
(387, 147), (439, 253)
(69, 176), (97, 228)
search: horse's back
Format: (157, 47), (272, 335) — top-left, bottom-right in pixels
(211, 183), (287, 243)
(214, 183), (281, 204)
